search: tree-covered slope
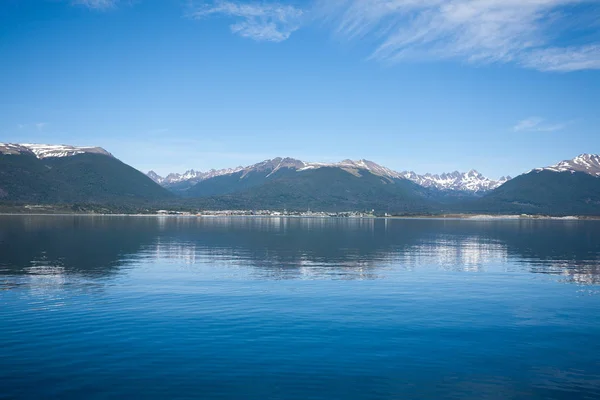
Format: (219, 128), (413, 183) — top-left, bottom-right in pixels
(44, 153), (172, 202)
(188, 167), (437, 213)
(0, 153), (60, 202)
(185, 167), (297, 197)
(0, 152), (172, 204)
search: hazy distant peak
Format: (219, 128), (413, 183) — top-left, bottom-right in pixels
(147, 171), (164, 184)
(150, 166), (246, 185)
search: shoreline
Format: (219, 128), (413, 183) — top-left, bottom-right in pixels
(0, 213), (598, 220)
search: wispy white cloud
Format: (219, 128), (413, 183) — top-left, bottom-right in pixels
(513, 117), (567, 132)
(16, 122), (49, 131)
(189, 1), (304, 42)
(69, 0), (600, 72)
(521, 45), (600, 72)
(35, 122), (49, 131)
(71, 0), (119, 10)
(316, 0), (600, 72)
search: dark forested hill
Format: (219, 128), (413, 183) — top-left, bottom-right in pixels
(186, 167), (438, 213)
(0, 151), (172, 205)
(472, 170), (600, 215)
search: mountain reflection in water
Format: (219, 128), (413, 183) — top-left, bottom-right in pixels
(0, 215), (599, 284)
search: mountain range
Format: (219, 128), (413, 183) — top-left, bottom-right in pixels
(1, 142), (600, 215)
(149, 159), (510, 195)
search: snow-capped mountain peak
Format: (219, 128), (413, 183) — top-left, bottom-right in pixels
(244, 157), (305, 178)
(297, 158), (403, 179)
(399, 170), (510, 193)
(537, 154), (600, 177)
(0, 143), (112, 159)
(147, 171), (164, 184)
(149, 166), (245, 186)
(21, 144), (112, 158)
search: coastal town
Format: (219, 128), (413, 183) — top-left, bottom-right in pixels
(155, 209), (379, 218)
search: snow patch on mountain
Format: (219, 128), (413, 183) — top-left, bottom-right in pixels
(536, 154), (600, 177)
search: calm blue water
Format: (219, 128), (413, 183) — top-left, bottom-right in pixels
(1, 216), (600, 399)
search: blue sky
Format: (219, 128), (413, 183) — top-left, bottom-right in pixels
(1, 0), (599, 178)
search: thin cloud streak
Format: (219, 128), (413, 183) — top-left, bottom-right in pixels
(513, 117), (567, 132)
(317, 0), (600, 72)
(35, 122), (49, 131)
(71, 0), (119, 10)
(522, 45), (600, 72)
(189, 1), (304, 42)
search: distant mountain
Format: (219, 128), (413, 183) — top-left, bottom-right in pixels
(154, 158), (505, 195)
(186, 157), (413, 198)
(147, 167), (244, 192)
(147, 170), (164, 185)
(187, 159), (435, 213)
(0, 143), (172, 205)
(400, 170), (510, 193)
(186, 157), (306, 198)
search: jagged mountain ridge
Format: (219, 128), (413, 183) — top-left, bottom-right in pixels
(148, 167), (244, 186)
(400, 170), (511, 193)
(150, 157), (507, 194)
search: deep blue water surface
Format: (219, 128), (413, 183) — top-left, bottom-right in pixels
(1, 216), (600, 399)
